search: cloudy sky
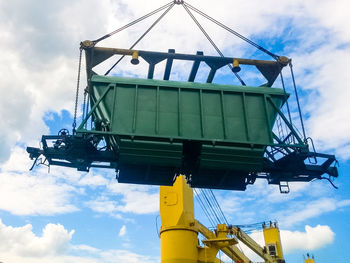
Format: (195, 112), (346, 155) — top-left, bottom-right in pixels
(0, 0), (349, 262)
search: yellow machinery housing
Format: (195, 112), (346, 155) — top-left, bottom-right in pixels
(160, 175), (238, 263)
(263, 222), (284, 261)
(160, 175), (199, 263)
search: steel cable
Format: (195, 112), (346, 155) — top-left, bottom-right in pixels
(289, 61), (307, 140)
(93, 1), (174, 44)
(208, 189), (228, 225)
(184, 2), (279, 60)
(200, 189), (222, 225)
(182, 4), (246, 85)
(194, 188), (216, 227)
(104, 2), (175, 75)
(203, 189), (224, 224)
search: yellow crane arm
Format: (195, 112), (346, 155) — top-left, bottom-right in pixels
(231, 227), (279, 263)
(195, 220), (252, 263)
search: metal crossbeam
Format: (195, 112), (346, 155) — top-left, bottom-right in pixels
(82, 44), (289, 87)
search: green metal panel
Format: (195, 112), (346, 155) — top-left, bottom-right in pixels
(85, 75), (287, 178)
(89, 75), (286, 143)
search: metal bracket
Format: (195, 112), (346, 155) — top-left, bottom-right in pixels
(279, 181), (290, 194)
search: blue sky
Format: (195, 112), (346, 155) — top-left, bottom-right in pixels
(0, 0), (349, 262)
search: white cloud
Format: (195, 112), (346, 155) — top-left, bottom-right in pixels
(0, 219), (157, 263)
(0, 147), (80, 215)
(0, 147), (158, 217)
(85, 197), (119, 214)
(216, 179), (348, 228)
(237, 224), (334, 261)
(1, 146), (37, 173)
(107, 182), (159, 214)
(119, 225), (127, 237)
(0, 219), (74, 257)
(78, 173), (109, 187)
(300, 0), (350, 43)
(99, 250), (157, 263)
(281, 225), (334, 253)
(85, 182), (159, 215)
(0, 0), (118, 163)
(284, 198), (337, 226)
(291, 44), (350, 158)
(276, 198), (350, 227)
(114, 190), (159, 214)
(0, 171), (78, 216)
(71, 244), (100, 254)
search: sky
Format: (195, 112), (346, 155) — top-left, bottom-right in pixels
(0, 0), (349, 262)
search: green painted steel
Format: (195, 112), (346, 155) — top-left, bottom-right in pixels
(81, 75), (288, 178)
(88, 75), (286, 143)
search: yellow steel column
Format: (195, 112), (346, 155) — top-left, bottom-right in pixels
(263, 222), (284, 262)
(160, 175), (198, 263)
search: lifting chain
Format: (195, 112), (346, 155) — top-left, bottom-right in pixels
(82, 86), (88, 127)
(72, 47), (83, 133)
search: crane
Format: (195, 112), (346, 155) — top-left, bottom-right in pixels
(25, 1), (338, 262)
(160, 175), (285, 263)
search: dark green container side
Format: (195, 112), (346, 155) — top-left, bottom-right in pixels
(87, 75), (288, 181)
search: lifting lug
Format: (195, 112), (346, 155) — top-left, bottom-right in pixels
(80, 40), (95, 49)
(174, 0), (184, 5)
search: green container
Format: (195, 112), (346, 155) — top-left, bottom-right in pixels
(85, 75), (287, 187)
